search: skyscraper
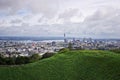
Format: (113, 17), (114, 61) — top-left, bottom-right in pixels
(64, 33), (68, 43)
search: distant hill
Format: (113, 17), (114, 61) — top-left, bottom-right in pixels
(0, 50), (120, 80)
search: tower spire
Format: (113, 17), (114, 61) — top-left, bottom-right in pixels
(64, 33), (66, 38)
(64, 33), (67, 43)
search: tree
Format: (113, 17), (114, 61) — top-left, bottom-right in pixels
(30, 54), (41, 62)
(0, 56), (6, 65)
(68, 42), (73, 50)
(6, 57), (16, 65)
(42, 52), (55, 59)
(59, 48), (69, 53)
(15, 56), (25, 65)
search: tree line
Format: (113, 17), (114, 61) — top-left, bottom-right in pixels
(0, 52), (55, 65)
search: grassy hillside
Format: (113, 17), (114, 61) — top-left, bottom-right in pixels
(0, 50), (120, 80)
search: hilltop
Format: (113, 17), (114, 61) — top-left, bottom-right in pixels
(0, 50), (120, 80)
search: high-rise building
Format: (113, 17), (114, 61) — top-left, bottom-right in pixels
(64, 33), (68, 43)
(72, 38), (76, 43)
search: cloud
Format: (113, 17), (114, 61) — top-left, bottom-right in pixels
(82, 8), (120, 38)
(10, 19), (22, 24)
(0, 7), (120, 38)
(0, 0), (120, 38)
(28, 0), (60, 18)
(0, 0), (27, 15)
(0, 0), (60, 18)
(58, 8), (83, 23)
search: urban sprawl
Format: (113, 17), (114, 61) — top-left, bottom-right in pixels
(0, 37), (120, 57)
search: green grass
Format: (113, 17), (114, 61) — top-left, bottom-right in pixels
(0, 50), (120, 80)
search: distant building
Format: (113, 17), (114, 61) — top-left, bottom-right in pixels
(52, 41), (56, 46)
(72, 38), (76, 43)
(64, 33), (68, 43)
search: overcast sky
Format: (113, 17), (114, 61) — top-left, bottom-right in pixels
(0, 0), (120, 38)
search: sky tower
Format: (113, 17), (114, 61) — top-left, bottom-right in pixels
(64, 33), (66, 38)
(64, 33), (67, 43)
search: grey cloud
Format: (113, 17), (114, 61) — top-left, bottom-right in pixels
(0, 0), (27, 14)
(59, 9), (79, 18)
(0, 0), (60, 18)
(81, 8), (120, 38)
(1, 7), (120, 38)
(21, 23), (29, 27)
(0, 0), (120, 38)
(58, 8), (80, 23)
(10, 19), (22, 23)
(28, 0), (60, 18)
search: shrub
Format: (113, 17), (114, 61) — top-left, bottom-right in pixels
(6, 57), (16, 65)
(15, 56), (26, 65)
(23, 57), (31, 64)
(110, 49), (120, 54)
(0, 57), (6, 65)
(0, 53), (43, 65)
(59, 48), (69, 53)
(30, 54), (41, 62)
(42, 52), (55, 59)
(68, 42), (73, 50)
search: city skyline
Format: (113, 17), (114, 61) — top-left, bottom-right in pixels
(0, 0), (120, 38)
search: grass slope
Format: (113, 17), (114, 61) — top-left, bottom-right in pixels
(0, 50), (120, 80)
